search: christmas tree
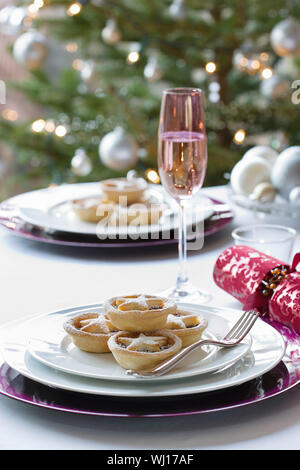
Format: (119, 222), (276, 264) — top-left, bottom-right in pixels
(0, 0), (300, 199)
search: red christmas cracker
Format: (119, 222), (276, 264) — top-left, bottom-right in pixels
(213, 246), (300, 332)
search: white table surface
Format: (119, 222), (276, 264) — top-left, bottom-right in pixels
(0, 185), (299, 450)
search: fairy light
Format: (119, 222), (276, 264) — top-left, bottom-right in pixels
(34, 0), (44, 8)
(72, 58), (85, 70)
(240, 57), (248, 68)
(145, 169), (160, 184)
(55, 125), (67, 137)
(67, 2), (82, 16)
(250, 59), (261, 71)
(65, 42), (78, 53)
(261, 67), (273, 80)
(2, 109), (18, 121)
(260, 52), (269, 62)
(45, 119), (56, 133)
(26, 0), (44, 18)
(23, 16), (33, 27)
(31, 119), (46, 132)
(27, 3), (39, 17)
(209, 92), (220, 103)
(205, 61), (216, 74)
(233, 129), (246, 144)
(127, 51), (140, 64)
(236, 50), (271, 76)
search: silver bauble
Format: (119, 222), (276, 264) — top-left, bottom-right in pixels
(101, 19), (121, 45)
(271, 146), (300, 200)
(99, 127), (138, 171)
(13, 30), (48, 70)
(13, 30), (74, 81)
(71, 148), (92, 176)
(260, 75), (290, 99)
(270, 17), (300, 57)
(144, 57), (162, 82)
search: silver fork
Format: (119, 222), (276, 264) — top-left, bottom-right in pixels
(126, 309), (260, 378)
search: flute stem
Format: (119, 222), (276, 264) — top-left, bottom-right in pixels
(176, 200), (189, 290)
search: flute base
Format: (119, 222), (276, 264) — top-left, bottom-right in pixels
(159, 281), (212, 304)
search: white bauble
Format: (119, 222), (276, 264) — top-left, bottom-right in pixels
(242, 145), (278, 166)
(99, 127), (138, 171)
(250, 182), (277, 203)
(13, 30), (48, 70)
(260, 75), (290, 99)
(271, 146), (300, 199)
(71, 148), (92, 176)
(101, 19), (121, 45)
(289, 186), (300, 204)
(230, 156), (271, 195)
(270, 17), (300, 57)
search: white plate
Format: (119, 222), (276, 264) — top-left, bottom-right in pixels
(26, 307), (251, 381)
(0, 303), (286, 398)
(16, 182), (213, 237)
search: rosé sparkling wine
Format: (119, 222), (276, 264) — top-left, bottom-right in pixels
(157, 87), (211, 303)
(158, 131), (207, 200)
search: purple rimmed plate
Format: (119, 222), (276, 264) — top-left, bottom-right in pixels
(0, 317), (298, 418)
(0, 198), (233, 249)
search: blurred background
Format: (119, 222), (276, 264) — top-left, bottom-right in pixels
(0, 0), (299, 201)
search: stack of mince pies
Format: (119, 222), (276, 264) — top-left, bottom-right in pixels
(64, 294), (208, 372)
(71, 177), (164, 226)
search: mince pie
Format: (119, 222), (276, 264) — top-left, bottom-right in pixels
(100, 177), (147, 205)
(71, 197), (115, 223)
(165, 310), (208, 348)
(120, 200), (164, 226)
(63, 312), (119, 353)
(107, 330), (182, 371)
(104, 294), (176, 332)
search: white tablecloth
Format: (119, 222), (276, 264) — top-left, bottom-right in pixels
(0, 185), (299, 450)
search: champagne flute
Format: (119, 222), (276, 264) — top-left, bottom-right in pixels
(158, 88), (211, 303)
